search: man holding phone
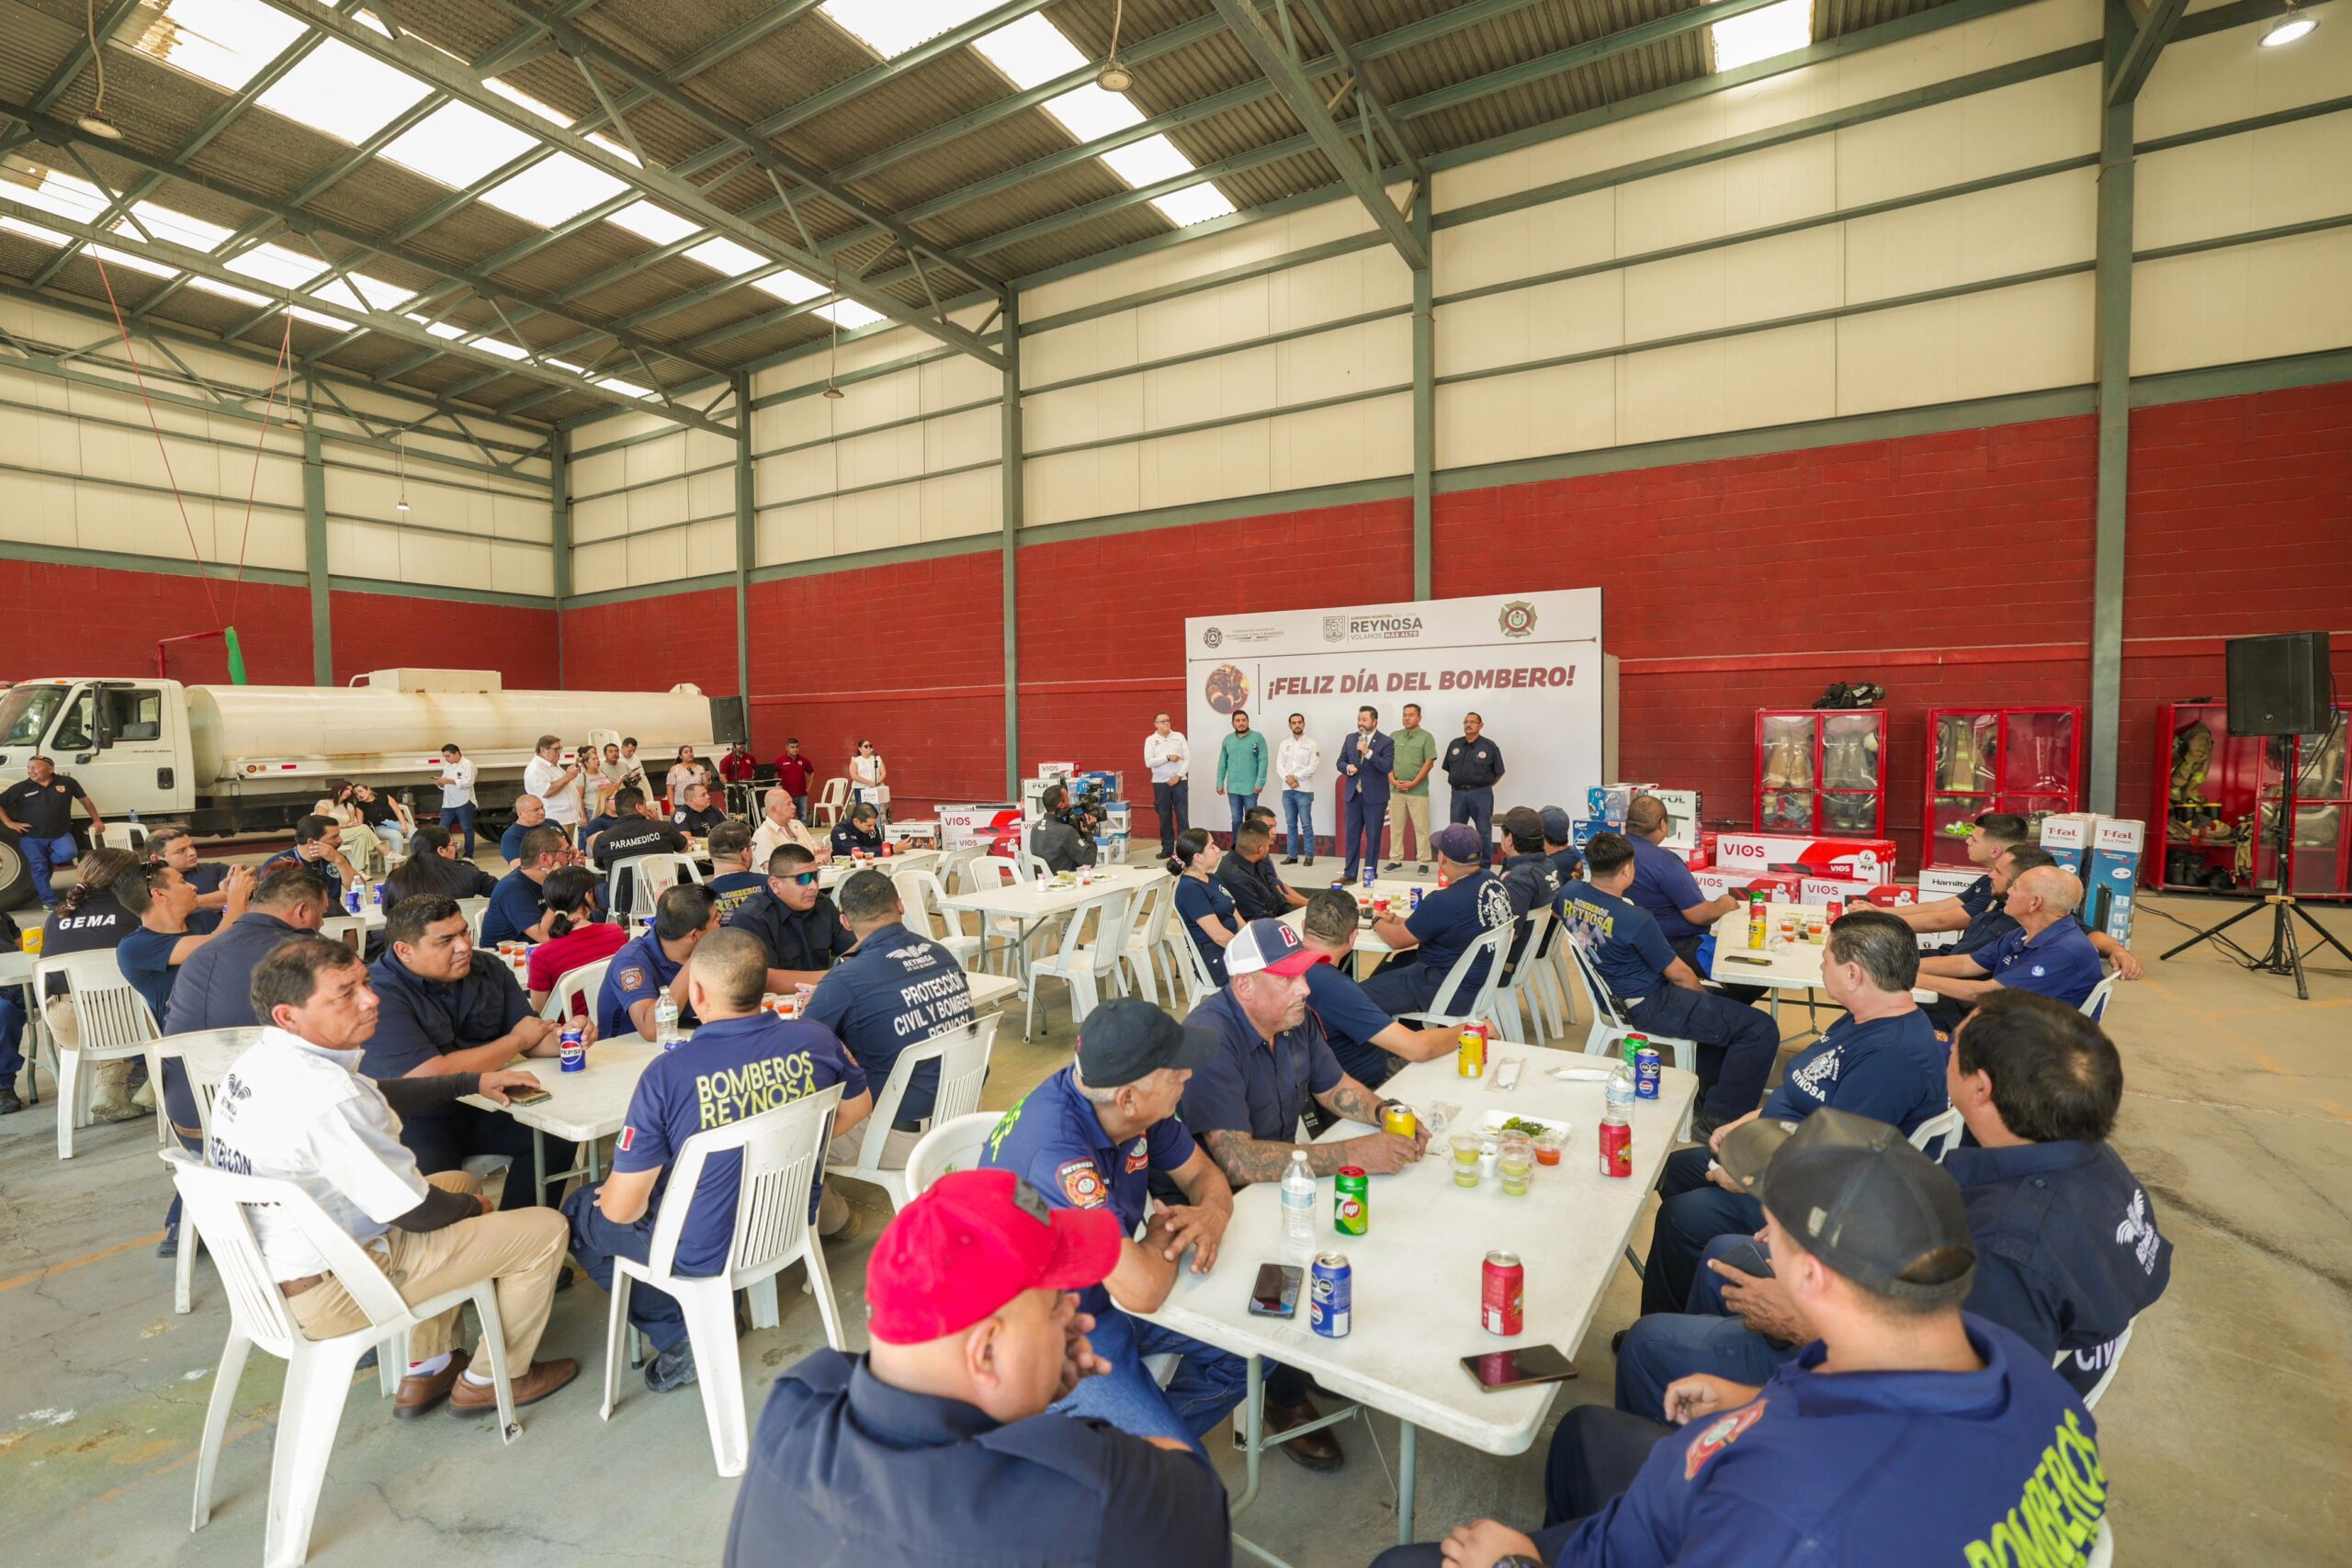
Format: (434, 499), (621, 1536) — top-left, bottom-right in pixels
(978, 999), (1238, 1449)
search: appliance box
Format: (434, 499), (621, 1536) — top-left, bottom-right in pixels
(1713, 832), (1897, 884)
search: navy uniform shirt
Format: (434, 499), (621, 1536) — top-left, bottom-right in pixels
(1627, 832), (1710, 942)
(498, 819), (531, 863)
(1547, 844), (1584, 886)
(1760, 1009), (1948, 1135)
(672, 803), (729, 836)
(612, 1012), (866, 1272)
(116, 925), (182, 1024)
(1945, 1141), (2171, 1397)
(1971, 919), (2105, 1009)
(597, 930), (697, 1040)
(40, 893), (131, 957)
(1177, 987), (1342, 1178)
(1950, 874), (2020, 957)
(1498, 850), (1561, 963)
(258, 848), (344, 908)
(164, 911), (309, 1032)
(595, 816), (688, 918)
(727, 1349), (1230, 1568)
(801, 921), (972, 1122)
(831, 821), (884, 857)
(1303, 958), (1404, 1089)
(1441, 736), (1505, 788)
(358, 950), (530, 1111)
(0, 774), (85, 839)
(1171, 874), (1238, 986)
(1214, 852), (1288, 922)
(1559, 883), (1677, 1006)
(1401, 867), (1512, 992)
(479, 867), (546, 946)
(185, 861), (231, 934)
(731, 887), (854, 975)
(977, 1066), (1196, 1315)
(707, 870), (765, 919)
(1534, 1318), (2098, 1568)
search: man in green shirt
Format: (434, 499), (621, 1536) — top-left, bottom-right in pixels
(1385, 702), (1439, 874)
(1214, 710), (1270, 838)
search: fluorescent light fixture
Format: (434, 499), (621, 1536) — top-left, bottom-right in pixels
(2262, 13), (2318, 46)
(1043, 83), (1145, 142)
(751, 270), (828, 304)
(184, 274), (270, 306)
(1100, 134), (1197, 189)
(256, 37), (430, 145)
(549, 358), (588, 374)
(610, 200), (698, 245)
(596, 375), (655, 399)
(969, 14), (1088, 88)
(1150, 184), (1238, 227)
(1709, 0), (1815, 73)
(481, 152), (628, 228)
(224, 242), (326, 291)
(381, 102), (539, 189)
(820, 0), (999, 59)
(816, 299), (883, 330)
(135, 0), (306, 94)
(683, 236), (768, 276)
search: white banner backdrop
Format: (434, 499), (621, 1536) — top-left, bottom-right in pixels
(1182, 591), (1607, 836)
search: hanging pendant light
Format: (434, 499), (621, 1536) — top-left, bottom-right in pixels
(1097, 0), (1134, 92)
(2261, 2), (2318, 46)
(395, 434), (411, 513)
(821, 275), (845, 400)
(77, 0), (123, 138)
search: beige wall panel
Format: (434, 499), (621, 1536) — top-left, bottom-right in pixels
(2135, 6), (2352, 141)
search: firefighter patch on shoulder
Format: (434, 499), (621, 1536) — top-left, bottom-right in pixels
(1056, 1158), (1108, 1208)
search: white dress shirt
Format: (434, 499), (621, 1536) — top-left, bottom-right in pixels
(1144, 730), (1190, 784)
(437, 758), (477, 808)
(1275, 735), (1321, 789)
(525, 754), (583, 825)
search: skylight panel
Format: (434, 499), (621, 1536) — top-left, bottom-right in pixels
(1100, 135), (1197, 190)
(586, 133), (640, 168)
(597, 376), (655, 399)
(481, 152), (628, 228)
(8, 168), (109, 225)
(816, 300), (883, 330)
(86, 243), (175, 280)
(1042, 84), (1146, 142)
(286, 304), (354, 330)
(1710, 0), (1815, 72)
(313, 272), (414, 314)
(407, 315), (467, 340)
(381, 102), (540, 189)
(134, 0), (307, 94)
(611, 201), (698, 245)
(0, 217), (72, 247)
(484, 77), (573, 127)
(471, 338), (530, 361)
(121, 201), (232, 251)
(820, 1), (999, 59)
(223, 242), (326, 291)
(684, 236), (768, 276)
(184, 274), (270, 306)
(968, 14), (1087, 89)
(1151, 184), (1238, 228)
(751, 270), (828, 305)
(256, 37), (431, 145)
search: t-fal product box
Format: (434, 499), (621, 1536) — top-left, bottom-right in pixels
(2086, 817), (2144, 943)
(2038, 814), (2096, 879)
(1713, 833), (1896, 884)
(1695, 868), (1802, 902)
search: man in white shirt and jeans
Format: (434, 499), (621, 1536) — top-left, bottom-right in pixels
(1275, 714), (1322, 867)
(522, 734), (588, 850)
(1144, 713), (1190, 861)
(206, 934), (579, 1417)
(435, 742), (481, 858)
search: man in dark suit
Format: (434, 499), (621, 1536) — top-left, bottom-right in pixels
(1336, 706), (1394, 882)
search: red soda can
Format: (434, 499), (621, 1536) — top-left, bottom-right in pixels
(1481, 1250), (1524, 1337)
(1599, 1114), (1633, 1179)
(1826, 896), (1845, 923)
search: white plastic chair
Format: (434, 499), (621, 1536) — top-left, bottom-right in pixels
(1906, 1105), (1965, 1162)
(2080, 972), (2120, 1021)
(2064, 1316), (2136, 1410)
(1120, 876), (1175, 1004)
(894, 867), (984, 971)
(812, 777), (849, 827)
(166, 1149), (521, 1568)
(539, 956), (615, 1023)
(1396, 922), (1512, 1033)
(825, 1014), (1001, 1209)
(2087, 1518), (2114, 1567)
(1564, 938), (1698, 1075)
(1023, 889), (1136, 1041)
(1170, 922), (1221, 1010)
(1489, 907), (1556, 1044)
(598, 1084), (846, 1477)
(162, 1028), (267, 1314)
(458, 896), (490, 943)
(1018, 850), (1054, 886)
(100, 821), (152, 854)
(887, 849), (941, 880)
(606, 852), (703, 923)
(317, 915), (367, 953)
(906, 1111), (1008, 1199)
(34, 950), (159, 1160)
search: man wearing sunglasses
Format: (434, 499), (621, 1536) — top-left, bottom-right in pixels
(729, 843), (856, 995)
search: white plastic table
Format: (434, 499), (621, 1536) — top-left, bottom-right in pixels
(1141, 1049), (1699, 1558)
(1706, 905), (1935, 1037)
(1278, 879), (1419, 975)
(938, 864), (1168, 979)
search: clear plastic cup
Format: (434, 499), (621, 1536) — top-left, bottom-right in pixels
(1451, 1134), (1484, 1189)
(1498, 1133), (1534, 1196)
(1532, 1131), (1565, 1167)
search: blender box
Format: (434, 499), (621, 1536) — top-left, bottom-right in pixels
(2086, 817), (2144, 943)
(1916, 867), (1984, 903)
(1587, 785), (1634, 828)
(1713, 832), (1896, 884)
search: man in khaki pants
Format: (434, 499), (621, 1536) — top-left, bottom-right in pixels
(1385, 703), (1439, 874)
(206, 935), (579, 1418)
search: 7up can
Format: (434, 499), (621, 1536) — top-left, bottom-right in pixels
(1334, 1166), (1368, 1236)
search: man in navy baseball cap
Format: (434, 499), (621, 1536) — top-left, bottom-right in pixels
(1363, 824), (1516, 1015)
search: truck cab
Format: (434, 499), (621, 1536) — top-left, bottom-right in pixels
(0, 678), (195, 818)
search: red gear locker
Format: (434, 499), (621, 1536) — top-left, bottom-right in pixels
(1923, 707), (2084, 868)
(1754, 709), (1886, 840)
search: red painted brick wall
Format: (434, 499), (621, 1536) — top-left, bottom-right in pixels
(329, 589), (560, 689)
(560, 585), (741, 697)
(0, 560), (312, 684)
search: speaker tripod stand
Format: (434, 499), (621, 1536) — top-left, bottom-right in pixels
(2160, 800), (2352, 1000)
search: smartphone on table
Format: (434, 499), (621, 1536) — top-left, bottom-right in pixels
(1247, 1263), (1301, 1318)
(1462, 1343), (1578, 1391)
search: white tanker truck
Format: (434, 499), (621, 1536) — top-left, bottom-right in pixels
(0, 668), (742, 909)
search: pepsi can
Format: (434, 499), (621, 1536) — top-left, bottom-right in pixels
(1361, 864), (1374, 891)
(1408, 886), (1423, 912)
(560, 1024), (586, 1073)
(1634, 1045), (1661, 1100)
(368, 882), (385, 908)
(344, 888), (363, 915)
(1309, 1252), (1351, 1338)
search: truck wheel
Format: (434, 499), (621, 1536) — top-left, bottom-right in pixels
(0, 833), (30, 913)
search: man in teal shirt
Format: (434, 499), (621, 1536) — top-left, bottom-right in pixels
(1214, 710), (1270, 839)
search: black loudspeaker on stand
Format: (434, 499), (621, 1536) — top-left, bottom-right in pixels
(2162, 632), (2351, 999)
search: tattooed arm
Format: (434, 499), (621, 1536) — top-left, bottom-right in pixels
(1200, 1079), (1427, 1183)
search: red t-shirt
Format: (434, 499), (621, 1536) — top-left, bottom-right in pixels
(775, 756), (815, 795)
(719, 750), (756, 782)
(526, 920), (630, 1014)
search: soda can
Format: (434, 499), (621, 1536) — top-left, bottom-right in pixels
(1361, 865), (1374, 890)
(1408, 886), (1423, 912)
(560, 1025), (586, 1073)
(344, 888), (364, 915)
(368, 882), (385, 908)
(1309, 1253), (1352, 1338)
(1826, 896), (1845, 924)
(1634, 1046), (1662, 1100)
(1334, 1167), (1368, 1235)
(1622, 1031), (1646, 1071)
(1482, 1250), (1525, 1337)
(1599, 1115), (1633, 1179)
(1457, 1027), (1486, 1078)
(1381, 1103), (1418, 1139)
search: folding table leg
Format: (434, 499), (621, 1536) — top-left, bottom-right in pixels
(1396, 1420), (1419, 1544)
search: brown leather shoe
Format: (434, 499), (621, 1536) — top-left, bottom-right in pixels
(447, 1357), (580, 1416)
(392, 1350), (469, 1418)
(1262, 1397), (1345, 1472)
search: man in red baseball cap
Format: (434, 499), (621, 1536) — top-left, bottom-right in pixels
(725, 1168), (1232, 1567)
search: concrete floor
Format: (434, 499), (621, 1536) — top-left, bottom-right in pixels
(5, 858), (2349, 1567)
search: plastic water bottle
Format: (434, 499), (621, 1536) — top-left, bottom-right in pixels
(1280, 1151), (1317, 1251)
(653, 987), (682, 1051)
(1606, 1060), (1636, 1124)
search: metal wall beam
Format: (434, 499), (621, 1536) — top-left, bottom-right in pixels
(1211, 0), (1425, 268)
(1001, 291), (1023, 797)
(1411, 189), (1433, 600)
(303, 418), (333, 683)
(2108, 0), (2190, 104)
(2089, 0), (2139, 815)
(733, 374), (753, 704)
